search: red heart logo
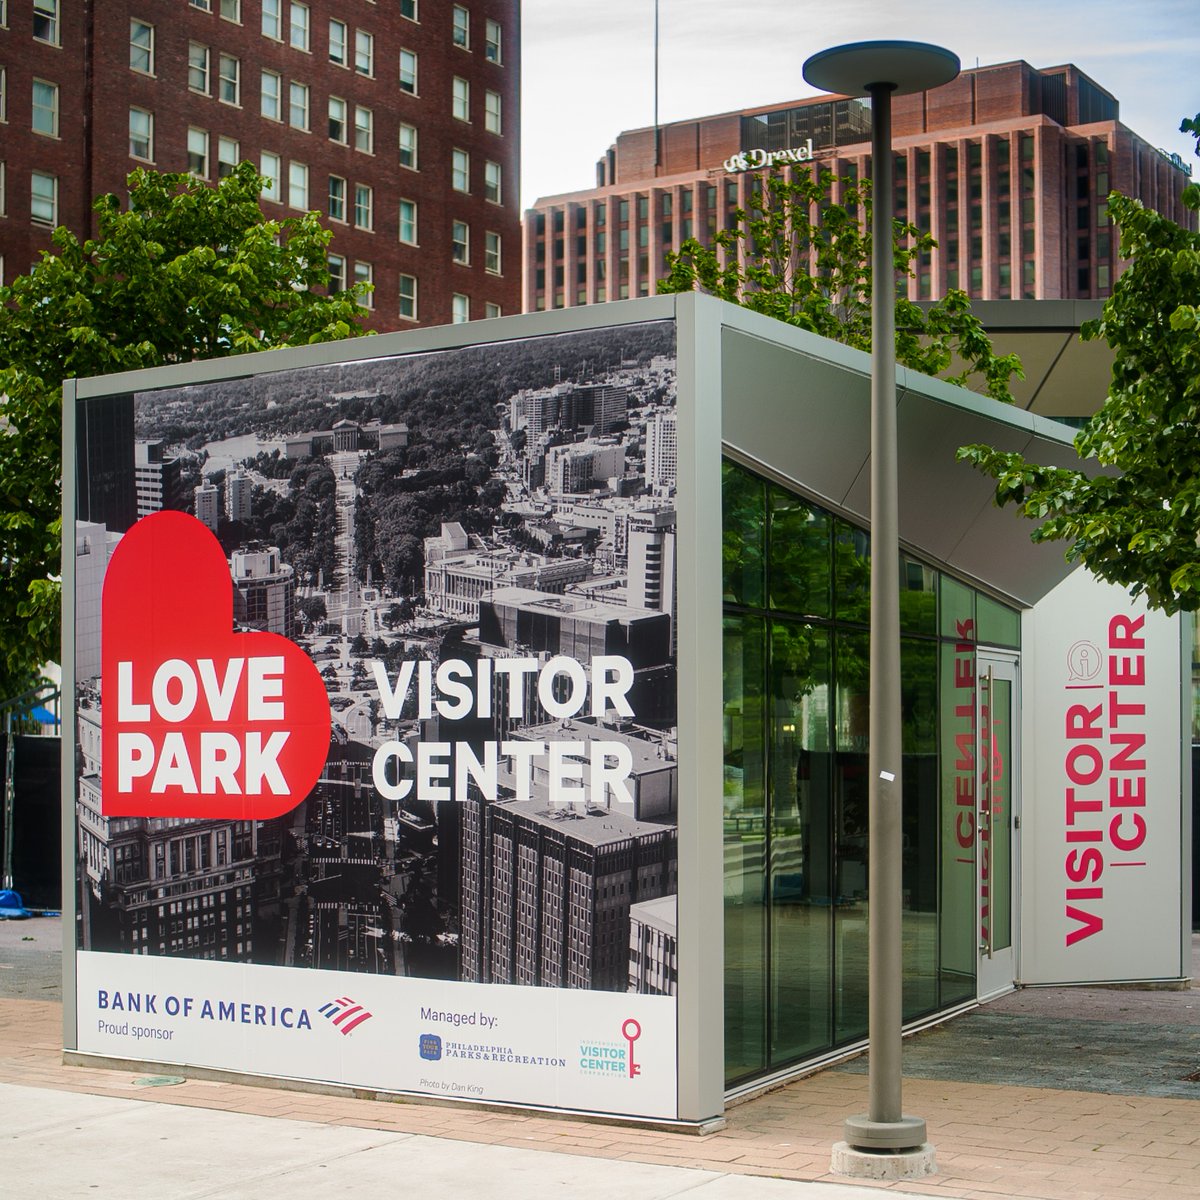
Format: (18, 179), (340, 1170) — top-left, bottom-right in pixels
(101, 510), (331, 820)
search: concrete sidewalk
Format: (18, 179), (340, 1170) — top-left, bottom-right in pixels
(2, 918), (1198, 1199)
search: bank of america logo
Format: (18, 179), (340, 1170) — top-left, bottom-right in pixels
(319, 996), (373, 1035)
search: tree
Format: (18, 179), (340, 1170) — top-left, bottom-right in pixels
(0, 163), (370, 697)
(957, 180), (1200, 613)
(658, 166), (1023, 402)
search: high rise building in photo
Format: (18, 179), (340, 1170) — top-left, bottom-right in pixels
(1, 0), (520, 330)
(231, 543), (296, 637)
(134, 439), (183, 517)
(523, 60), (1195, 313)
(193, 480), (221, 532)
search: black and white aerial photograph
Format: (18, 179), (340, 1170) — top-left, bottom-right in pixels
(74, 320), (681, 997)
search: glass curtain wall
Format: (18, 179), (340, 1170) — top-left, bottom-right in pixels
(722, 459), (1020, 1087)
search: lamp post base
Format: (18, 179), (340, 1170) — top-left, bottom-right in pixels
(843, 1113), (928, 1150)
(833, 1118), (936, 1180)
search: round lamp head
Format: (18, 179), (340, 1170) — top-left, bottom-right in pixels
(803, 40), (960, 98)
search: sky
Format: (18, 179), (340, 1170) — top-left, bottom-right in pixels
(519, 0), (1198, 209)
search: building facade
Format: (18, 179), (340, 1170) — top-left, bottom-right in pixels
(523, 60), (1195, 313)
(0, 0), (521, 329)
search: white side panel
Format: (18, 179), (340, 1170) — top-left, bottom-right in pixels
(1021, 568), (1184, 983)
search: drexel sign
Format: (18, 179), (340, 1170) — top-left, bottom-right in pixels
(724, 139), (818, 174)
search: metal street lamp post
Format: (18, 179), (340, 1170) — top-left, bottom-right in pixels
(802, 41), (960, 1176)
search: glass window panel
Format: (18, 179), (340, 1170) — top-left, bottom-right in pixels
(833, 521), (870, 626)
(768, 484), (830, 618)
(983, 676), (1012, 954)
(976, 593), (1020, 648)
(939, 573), (975, 641)
(900, 554), (937, 636)
(901, 636), (939, 1020)
(721, 460), (765, 608)
(833, 629), (869, 1044)
(723, 614), (767, 1083)
(769, 621), (833, 1063)
(938, 637), (977, 1006)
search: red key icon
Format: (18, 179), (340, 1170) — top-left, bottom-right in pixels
(622, 1018), (642, 1078)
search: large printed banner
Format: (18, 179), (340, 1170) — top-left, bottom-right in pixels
(1021, 567), (1184, 984)
(72, 322), (682, 1118)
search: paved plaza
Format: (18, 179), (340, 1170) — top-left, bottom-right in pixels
(2, 918), (1197, 1199)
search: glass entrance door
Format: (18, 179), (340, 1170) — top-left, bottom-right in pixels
(977, 656), (1017, 998)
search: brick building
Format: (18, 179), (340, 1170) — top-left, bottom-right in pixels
(523, 60), (1195, 313)
(0, 0), (520, 330)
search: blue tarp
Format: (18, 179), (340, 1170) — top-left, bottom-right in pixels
(0, 889), (32, 919)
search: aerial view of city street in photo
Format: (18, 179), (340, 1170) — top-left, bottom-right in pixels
(74, 320), (680, 996)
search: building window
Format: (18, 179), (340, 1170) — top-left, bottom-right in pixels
(399, 49), (417, 95)
(260, 70), (281, 120)
(484, 18), (501, 63)
(130, 20), (154, 74)
(128, 107), (153, 160)
(399, 123), (417, 169)
(485, 230), (500, 274)
(217, 136), (239, 179)
(260, 151), (281, 202)
(452, 148), (469, 192)
(190, 0), (211, 9)
(354, 105), (373, 153)
(289, 2), (309, 51)
(398, 198), (417, 244)
(189, 43), (211, 93)
(452, 77), (470, 122)
(399, 274), (417, 320)
(33, 0), (58, 46)
(484, 301), (500, 319)
(218, 54), (240, 105)
(328, 95), (347, 142)
(354, 260), (373, 307)
(327, 252), (345, 291)
(484, 160), (501, 204)
(220, 0), (240, 21)
(354, 183), (372, 229)
(328, 174), (345, 221)
(0, 68), (5, 122)
(401, 0), (417, 19)
(288, 161), (308, 210)
(289, 81), (309, 130)
(354, 30), (373, 76)
(262, 0), (281, 40)
(484, 89), (501, 134)
(32, 80), (58, 137)
(328, 17), (346, 64)
(188, 127), (209, 177)
(451, 293), (469, 323)
(452, 5), (469, 48)
(30, 172), (56, 225)
(452, 219), (469, 263)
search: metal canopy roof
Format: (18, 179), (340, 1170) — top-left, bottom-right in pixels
(716, 302), (1103, 609)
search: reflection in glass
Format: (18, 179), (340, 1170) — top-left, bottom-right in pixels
(977, 593), (1021, 648)
(722, 461), (765, 607)
(901, 637), (938, 1019)
(769, 622), (832, 1061)
(769, 486), (830, 618)
(939, 574), (975, 641)
(833, 630), (869, 1043)
(984, 677), (1013, 951)
(900, 555), (937, 637)
(834, 521), (870, 625)
(724, 615), (766, 1081)
(938, 638), (977, 1005)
